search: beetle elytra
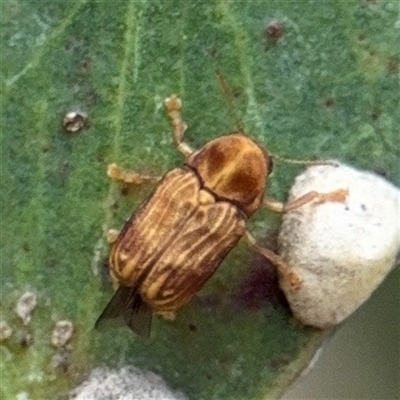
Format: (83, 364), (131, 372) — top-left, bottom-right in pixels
(95, 95), (345, 337)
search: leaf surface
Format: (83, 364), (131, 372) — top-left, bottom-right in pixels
(1, 1), (399, 398)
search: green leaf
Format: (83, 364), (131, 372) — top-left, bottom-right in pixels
(1, 1), (399, 399)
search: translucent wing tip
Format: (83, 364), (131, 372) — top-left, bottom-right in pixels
(95, 286), (153, 338)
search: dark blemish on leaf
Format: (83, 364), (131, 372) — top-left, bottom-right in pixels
(99, 258), (112, 287)
(232, 251), (287, 310)
(51, 349), (71, 374)
(23, 243), (30, 252)
(188, 323), (197, 332)
(111, 201), (119, 212)
(387, 57), (399, 74)
(42, 146), (50, 153)
(64, 37), (85, 53)
(86, 90), (99, 106)
(79, 57), (91, 74)
(19, 330), (34, 347)
(269, 355), (291, 371)
(60, 161), (72, 189)
(47, 259), (57, 269)
(206, 45), (219, 59)
(206, 373), (212, 380)
(324, 97), (335, 108)
(232, 229), (288, 309)
(232, 87), (243, 99)
(96, 152), (105, 163)
(373, 167), (388, 178)
(358, 33), (366, 41)
(265, 20), (285, 40)
(371, 108), (381, 121)
(120, 185), (132, 197)
(195, 294), (221, 311)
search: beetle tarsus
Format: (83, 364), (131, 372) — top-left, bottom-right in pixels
(263, 188), (348, 214)
(107, 163), (161, 185)
(165, 95), (193, 156)
(283, 188), (348, 212)
(245, 231), (302, 288)
(263, 197), (285, 213)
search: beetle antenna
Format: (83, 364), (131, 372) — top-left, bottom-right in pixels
(215, 70), (244, 132)
(270, 153), (338, 167)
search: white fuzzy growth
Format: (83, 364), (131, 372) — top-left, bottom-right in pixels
(51, 320), (74, 348)
(69, 366), (186, 400)
(15, 292), (38, 326)
(278, 163), (400, 328)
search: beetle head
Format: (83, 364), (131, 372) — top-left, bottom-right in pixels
(186, 133), (270, 216)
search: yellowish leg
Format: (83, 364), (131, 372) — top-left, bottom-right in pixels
(106, 229), (120, 244)
(164, 95), (194, 157)
(107, 95), (193, 186)
(262, 197), (285, 213)
(155, 311), (177, 321)
(270, 154), (339, 168)
(253, 188), (348, 290)
(245, 231), (302, 290)
(263, 188), (348, 213)
(107, 163), (161, 185)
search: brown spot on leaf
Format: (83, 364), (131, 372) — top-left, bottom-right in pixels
(371, 108), (381, 121)
(232, 86), (243, 99)
(387, 57), (399, 74)
(79, 57), (91, 73)
(358, 33), (367, 41)
(372, 167), (388, 178)
(232, 229), (289, 309)
(265, 20), (285, 40)
(232, 245), (288, 310)
(85, 90), (99, 106)
(96, 152), (105, 163)
(269, 355), (291, 371)
(120, 185), (132, 197)
(324, 97), (335, 108)
(19, 330), (34, 347)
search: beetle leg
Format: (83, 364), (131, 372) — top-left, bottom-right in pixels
(155, 310), (177, 321)
(107, 163), (161, 184)
(165, 95), (194, 157)
(263, 188), (348, 213)
(262, 197), (285, 213)
(107, 229), (120, 243)
(245, 231), (302, 291)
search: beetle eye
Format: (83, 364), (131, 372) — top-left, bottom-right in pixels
(267, 157), (274, 175)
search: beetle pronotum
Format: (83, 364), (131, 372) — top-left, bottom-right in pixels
(95, 95), (346, 337)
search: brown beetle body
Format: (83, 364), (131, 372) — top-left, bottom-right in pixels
(95, 130), (271, 336)
(111, 133), (268, 309)
(112, 166), (247, 312)
(95, 96), (344, 337)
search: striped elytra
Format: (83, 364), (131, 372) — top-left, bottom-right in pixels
(95, 114), (272, 337)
